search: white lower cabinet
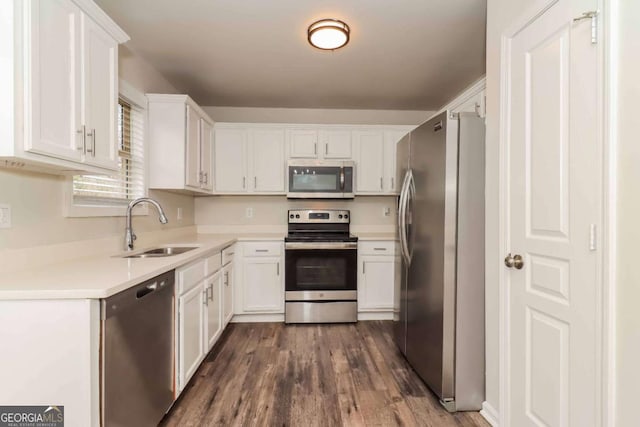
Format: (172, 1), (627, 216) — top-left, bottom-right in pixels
(176, 250), (228, 393)
(178, 282), (205, 390)
(234, 241), (284, 317)
(358, 241), (398, 317)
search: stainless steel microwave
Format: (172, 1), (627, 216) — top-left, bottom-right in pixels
(287, 160), (355, 199)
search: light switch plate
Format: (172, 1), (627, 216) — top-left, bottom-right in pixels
(383, 206), (391, 217)
(0, 204), (11, 228)
(177, 207), (183, 221)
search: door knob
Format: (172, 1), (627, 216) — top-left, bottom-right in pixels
(504, 253), (524, 270)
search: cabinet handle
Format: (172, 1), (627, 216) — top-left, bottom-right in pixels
(209, 284), (214, 301)
(373, 247), (387, 251)
(314, 143), (317, 155)
(255, 249), (268, 253)
(224, 271), (229, 285)
(203, 172), (208, 184)
(77, 125), (86, 152)
(277, 262), (280, 276)
(380, 177), (383, 189)
(254, 176), (257, 188)
(86, 129), (95, 156)
(203, 289), (208, 306)
(243, 177), (246, 189)
(198, 171), (203, 183)
(363, 262), (365, 274)
(325, 143), (328, 155)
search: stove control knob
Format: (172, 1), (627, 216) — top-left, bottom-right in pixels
(295, 214), (300, 219)
(344, 214), (349, 219)
(289, 214), (294, 219)
(338, 214), (343, 219)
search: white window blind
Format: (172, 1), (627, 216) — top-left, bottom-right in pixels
(73, 99), (145, 205)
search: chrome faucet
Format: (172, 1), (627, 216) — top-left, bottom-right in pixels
(125, 197), (169, 251)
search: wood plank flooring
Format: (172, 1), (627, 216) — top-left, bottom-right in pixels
(160, 321), (488, 427)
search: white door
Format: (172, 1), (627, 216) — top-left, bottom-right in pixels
(320, 129), (352, 159)
(242, 257), (283, 312)
(200, 119), (213, 192)
(505, 1), (600, 425)
(250, 129), (285, 192)
(287, 129), (318, 158)
(222, 263), (234, 325)
(178, 283), (205, 390)
(358, 256), (395, 311)
(205, 272), (222, 350)
(214, 128), (247, 192)
(354, 130), (385, 193)
(185, 105), (201, 188)
(81, 14), (118, 170)
(25, 0), (83, 162)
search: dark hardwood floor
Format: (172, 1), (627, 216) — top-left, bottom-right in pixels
(160, 321), (488, 427)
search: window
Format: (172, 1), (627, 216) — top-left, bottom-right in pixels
(72, 98), (145, 206)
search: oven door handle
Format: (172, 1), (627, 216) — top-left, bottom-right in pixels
(285, 242), (357, 250)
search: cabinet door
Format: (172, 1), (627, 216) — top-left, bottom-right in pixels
(288, 130), (318, 158)
(81, 15), (118, 170)
(358, 256), (395, 310)
(25, 0), (83, 162)
(384, 130), (407, 193)
(200, 119), (214, 192)
(178, 283), (205, 390)
(205, 272), (222, 350)
(250, 129), (285, 192)
(222, 263), (234, 325)
(242, 257), (283, 312)
(354, 131), (385, 193)
(214, 129), (247, 192)
(185, 105), (202, 188)
(320, 129), (352, 159)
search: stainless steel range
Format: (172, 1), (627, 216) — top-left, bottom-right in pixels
(284, 209), (358, 323)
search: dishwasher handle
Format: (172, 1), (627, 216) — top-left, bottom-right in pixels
(103, 270), (175, 319)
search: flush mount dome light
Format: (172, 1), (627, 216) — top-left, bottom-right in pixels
(308, 19), (350, 50)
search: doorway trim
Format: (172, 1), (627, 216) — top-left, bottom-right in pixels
(496, 0), (614, 426)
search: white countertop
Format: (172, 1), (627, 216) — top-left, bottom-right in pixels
(0, 233), (281, 301)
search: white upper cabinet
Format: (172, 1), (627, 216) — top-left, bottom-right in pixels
(214, 127), (285, 194)
(147, 95), (215, 194)
(320, 129), (352, 159)
(287, 129), (318, 158)
(213, 128), (248, 192)
(353, 130), (385, 193)
(250, 129), (285, 192)
(1, 0), (128, 174)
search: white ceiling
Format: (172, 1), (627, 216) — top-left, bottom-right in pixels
(95, 0), (487, 110)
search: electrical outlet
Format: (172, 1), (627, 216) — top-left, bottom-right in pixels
(246, 207), (254, 218)
(383, 206), (391, 217)
(0, 204), (11, 228)
(177, 207), (183, 221)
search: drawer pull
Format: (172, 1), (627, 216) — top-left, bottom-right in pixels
(226, 252), (234, 256)
(373, 247), (387, 251)
(255, 249), (269, 253)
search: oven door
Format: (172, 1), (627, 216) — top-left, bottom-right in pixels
(287, 161), (354, 198)
(285, 242), (357, 300)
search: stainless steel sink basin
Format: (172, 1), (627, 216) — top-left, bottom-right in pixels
(122, 246), (198, 258)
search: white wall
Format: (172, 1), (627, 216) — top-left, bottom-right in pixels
(614, 0), (640, 425)
(0, 45), (195, 252)
(203, 106), (432, 125)
(195, 196), (397, 233)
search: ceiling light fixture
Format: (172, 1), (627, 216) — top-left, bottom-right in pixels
(307, 19), (350, 50)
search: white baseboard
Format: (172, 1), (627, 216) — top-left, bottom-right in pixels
(358, 311), (394, 320)
(230, 313), (284, 323)
(480, 401), (499, 427)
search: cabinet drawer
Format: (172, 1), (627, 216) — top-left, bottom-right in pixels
(222, 245), (236, 264)
(205, 252), (222, 275)
(177, 259), (206, 294)
(243, 242), (282, 257)
(359, 241), (396, 256)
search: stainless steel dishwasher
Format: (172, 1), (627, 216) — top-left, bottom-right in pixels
(102, 270), (175, 427)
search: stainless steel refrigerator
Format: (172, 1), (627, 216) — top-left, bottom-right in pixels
(394, 111), (485, 412)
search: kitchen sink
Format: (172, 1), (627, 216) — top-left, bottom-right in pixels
(122, 246), (198, 258)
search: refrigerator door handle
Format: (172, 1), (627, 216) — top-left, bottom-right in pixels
(398, 171), (412, 263)
(404, 172), (416, 262)
(397, 174), (408, 262)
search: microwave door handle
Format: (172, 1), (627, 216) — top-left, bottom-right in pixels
(340, 167), (345, 190)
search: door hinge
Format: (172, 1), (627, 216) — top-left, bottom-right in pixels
(589, 224), (597, 251)
(573, 10), (598, 44)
